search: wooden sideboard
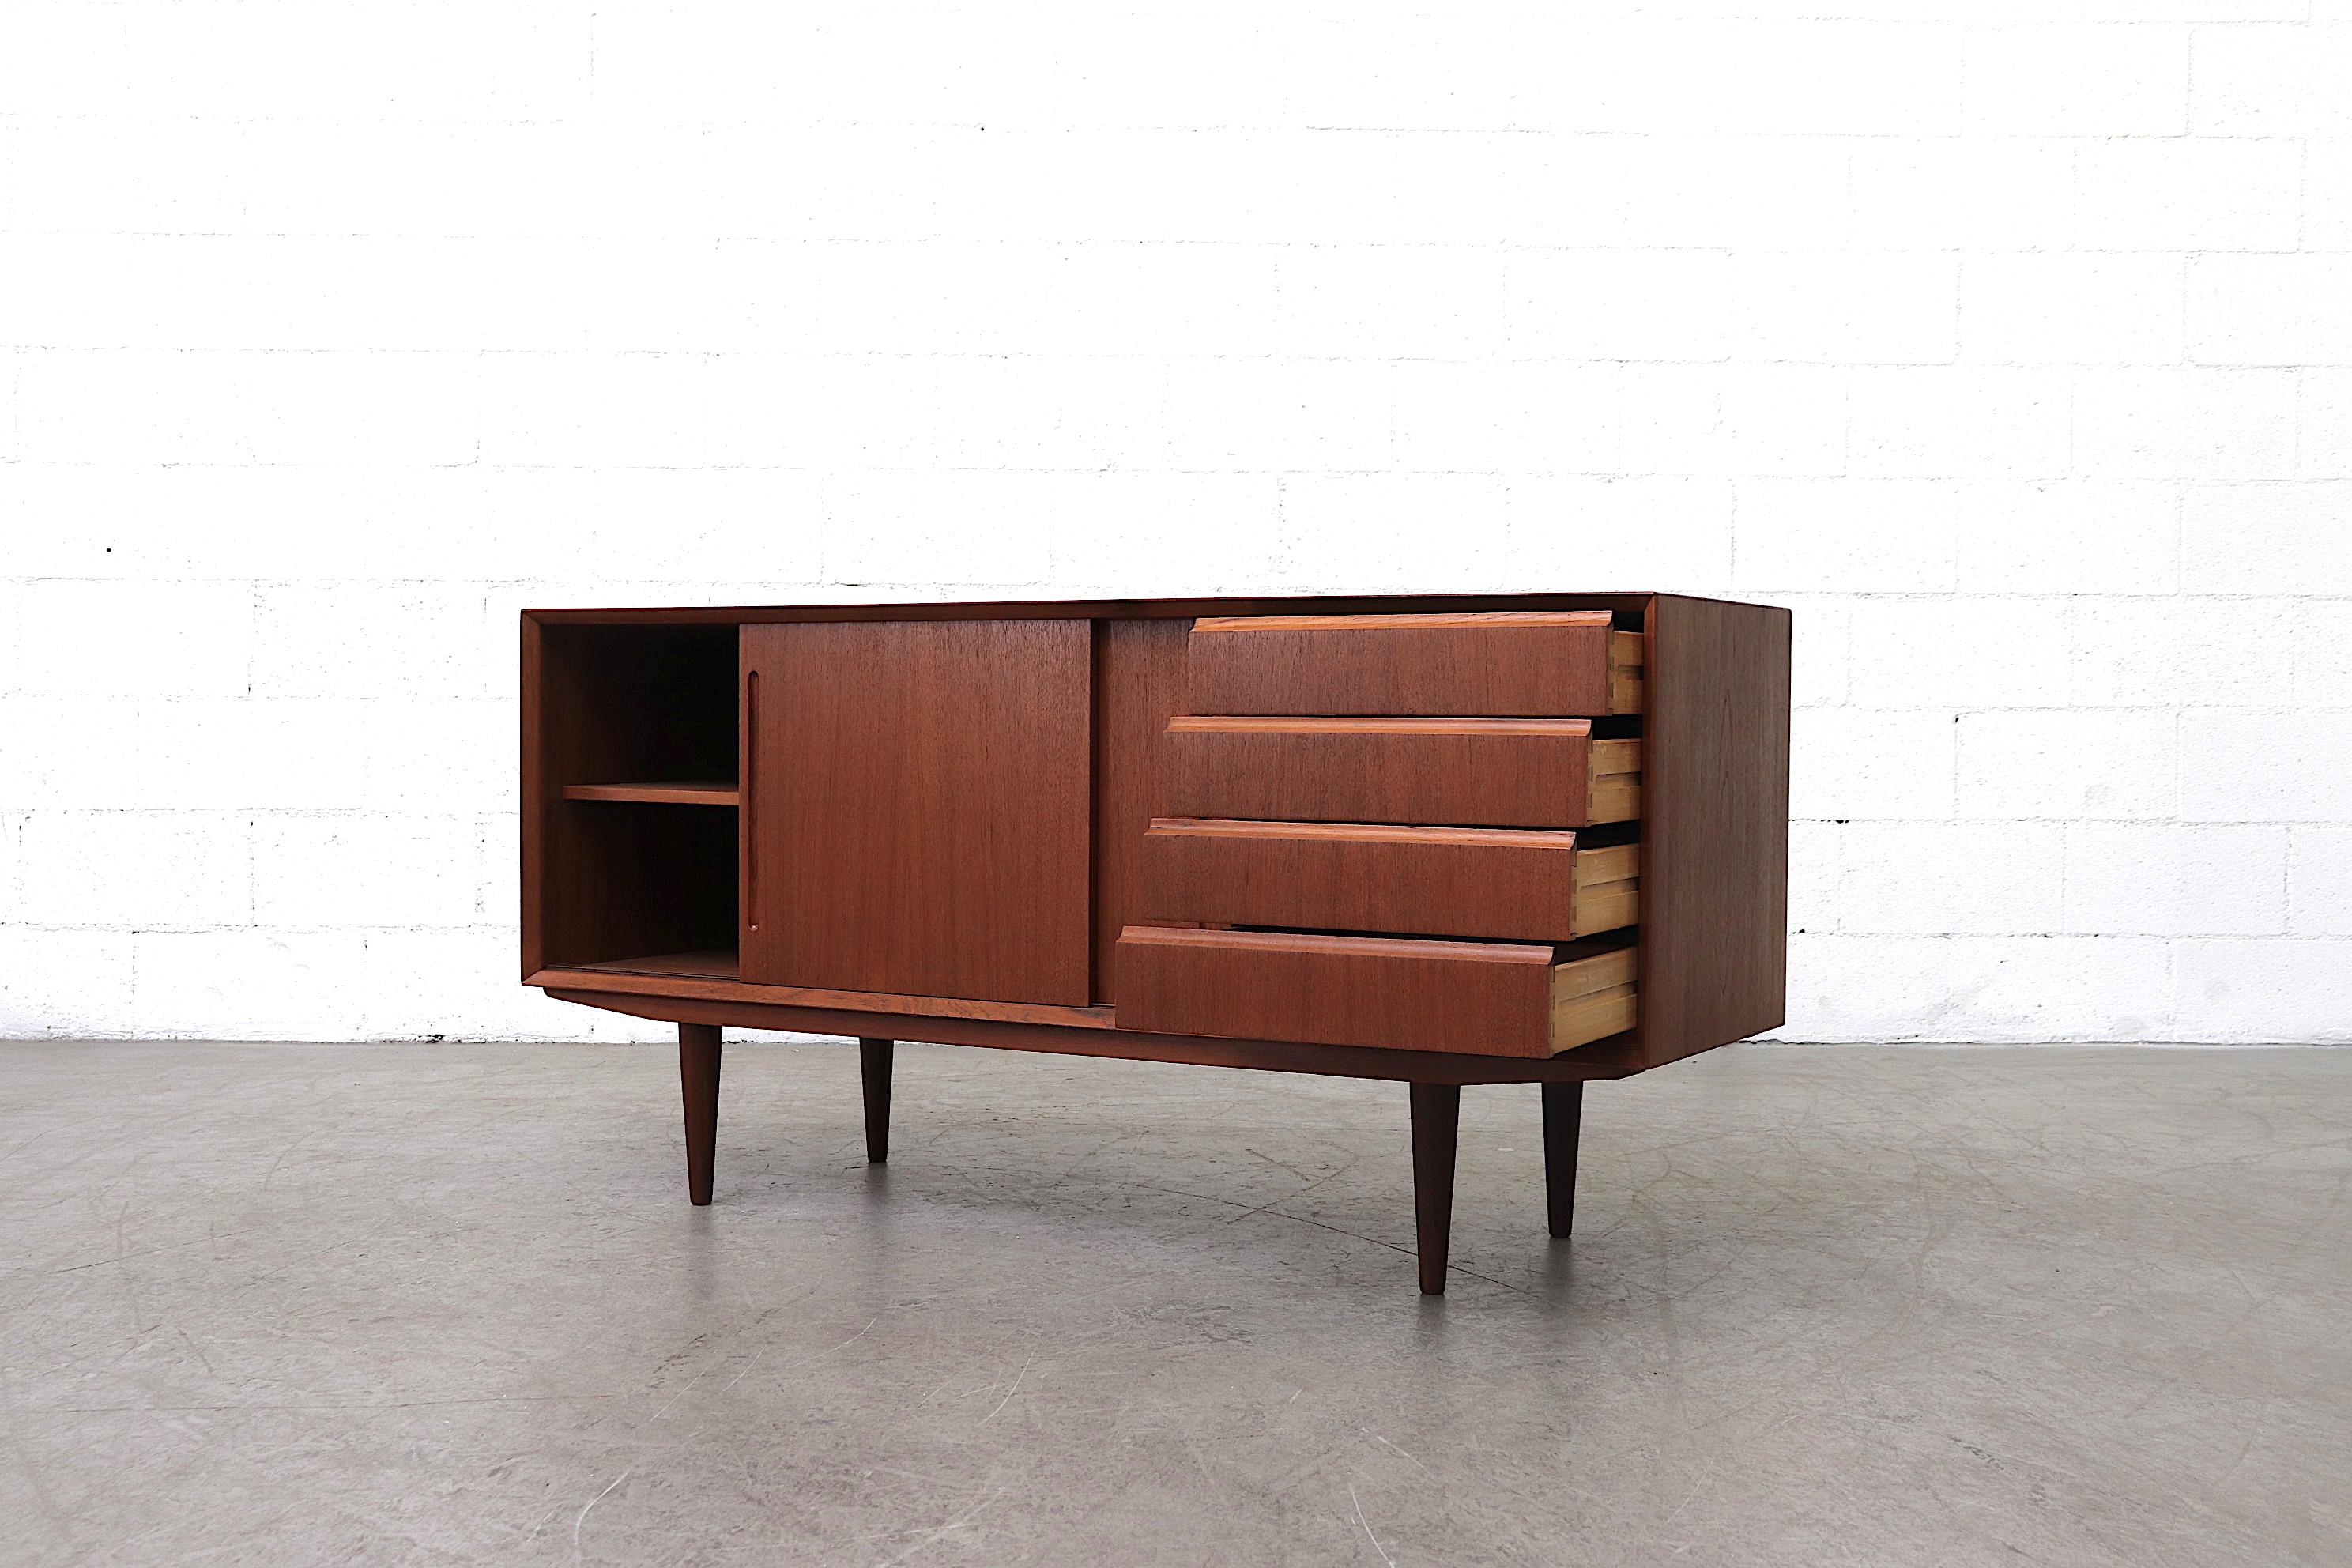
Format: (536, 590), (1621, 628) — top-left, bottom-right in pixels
(522, 594), (1791, 1294)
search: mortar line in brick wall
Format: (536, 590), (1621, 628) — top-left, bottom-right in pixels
(8, 925), (520, 940)
(1951, 706), (1962, 817)
(6, 107), (2323, 132)
(2291, 368), (2309, 474)
(2162, 936), (2184, 1036)
(2171, 707), (2188, 838)
(1829, 929), (2301, 941)
(1862, 700), (2343, 710)
(2276, 816), (2303, 926)
(19, 466), (2352, 490)
(1807, 816), (2320, 828)
(14, 924), (2343, 942)
(1724, 481), (1739, 587)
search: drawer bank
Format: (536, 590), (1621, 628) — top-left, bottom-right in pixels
(522, 594), (1791, 1295)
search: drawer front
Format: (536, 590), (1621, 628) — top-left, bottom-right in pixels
(1163, 716), (1640, 828)
(1141, 819), (1638, 942)
(1188, 612), (1644, 716)
(1116, 925), (1635, 1057)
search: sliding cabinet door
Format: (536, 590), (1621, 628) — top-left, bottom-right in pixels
(740, 620), (1092, 1004)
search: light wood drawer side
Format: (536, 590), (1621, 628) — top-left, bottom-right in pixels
(1571, 842), (1641, 938)
(1552, 945), (1638, 1051)
(1588, 737), (1642, 824)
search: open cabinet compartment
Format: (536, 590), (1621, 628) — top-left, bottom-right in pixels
(528, 620), (741, 976)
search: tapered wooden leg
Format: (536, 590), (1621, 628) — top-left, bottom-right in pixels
(1408, 1083), (1460, 1295)
(679, 1023), (722, 1205)
(859, 1038), (894, 1163)
(1543, 1081), (1583, 1239)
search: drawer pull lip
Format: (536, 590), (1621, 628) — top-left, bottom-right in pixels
(1167, 714), (1596, 735)
(742, 668), (758, 932)
(1193, 611), (1616, 632)
(1148, 816), (1584, 850)
(1117, 924), (1557, 965)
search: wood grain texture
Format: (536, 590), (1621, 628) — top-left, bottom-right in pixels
(562, 782), (740, 805)
(548, 987), (1643, 1084)
(1634, 594), (1791, 1068)
(1114, 925), (1561, 1057)
(1140, 817), (1628, 941)
(1163, 716), (1638, 828)
(531, 961), (1115, 1028)
(740, 619), (1092, 1004)
(570, 948), (738, 979)
(1091, 617), (1193, 1002)
(1187, 611), (1630, 716)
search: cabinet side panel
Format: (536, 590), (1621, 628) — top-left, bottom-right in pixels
(521, 614), (545, 979)
(1091, 617), (1193, 1002)
(1637, 596), (1792, 1067)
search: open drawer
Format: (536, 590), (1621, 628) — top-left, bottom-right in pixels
(1114, 926), (1637, 1058)
(1163, 717), (1639, 828)
(1186, 611), (1645, 716)
(1141, 819), (1638, 942)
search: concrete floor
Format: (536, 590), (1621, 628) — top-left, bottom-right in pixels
(2, 1042), (2346, 1567)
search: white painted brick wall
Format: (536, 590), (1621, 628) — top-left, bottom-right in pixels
(4, 0), (2350, 1043)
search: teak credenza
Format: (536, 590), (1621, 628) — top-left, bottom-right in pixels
(522, 594), (1791, 1294)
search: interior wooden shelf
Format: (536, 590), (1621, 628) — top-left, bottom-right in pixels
(562, 782), (741, 806)
(568, 948), (741, 981)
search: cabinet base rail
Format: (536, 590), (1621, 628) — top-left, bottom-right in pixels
(666, 1022), (1585, 1296)
(555, 988), (1636, 1087)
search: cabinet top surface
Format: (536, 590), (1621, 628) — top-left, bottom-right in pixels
(523, 591), (1781, 625)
